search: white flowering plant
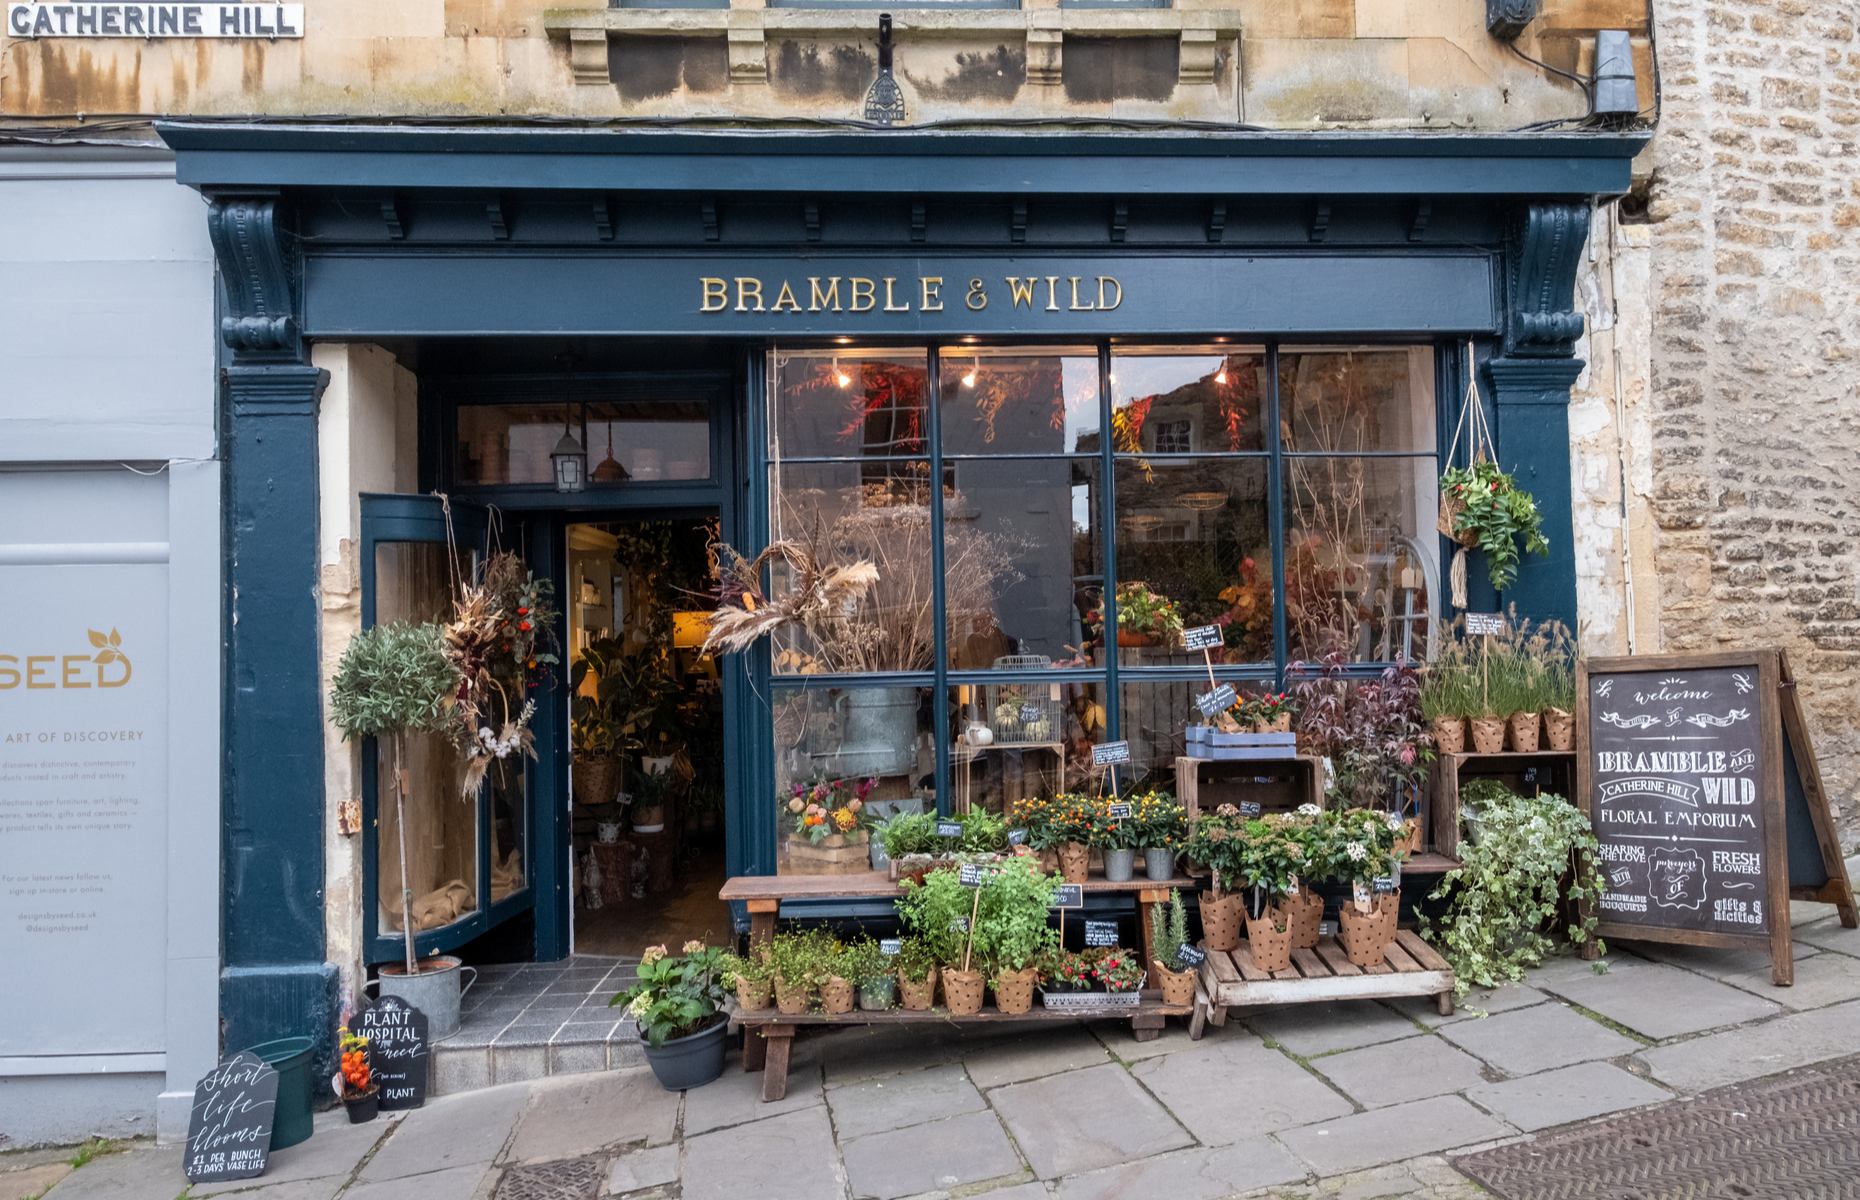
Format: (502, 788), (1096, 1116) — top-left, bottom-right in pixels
(610, 940), (731, 1046)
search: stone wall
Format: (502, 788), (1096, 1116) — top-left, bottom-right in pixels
(1637, 0), (1860, 847)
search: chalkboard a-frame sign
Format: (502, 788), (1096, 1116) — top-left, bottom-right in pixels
(1576, 650), (1857, 985)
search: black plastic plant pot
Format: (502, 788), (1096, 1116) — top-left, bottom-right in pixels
(344, 1087), (380, 1124)
(640, 1018), (728, 1092)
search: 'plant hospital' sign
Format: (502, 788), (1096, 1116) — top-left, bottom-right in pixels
(700, 274), (1124, 316)
(7, 3), (303, 38)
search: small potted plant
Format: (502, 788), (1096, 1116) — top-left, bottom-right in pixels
(1092, 795), (1142, 883)
(1234, 820), (1303, 973)
(1420, 639), (1475, 755)
(338, 1027), (378, 1124)
(784, 776), (874, 876)
(767, 930), (829, 1015)
(1333, 811), (1402, 969)
(895, 938), (939, 1011)
(839, 938), (895, 1012)
(1094, 951), (1145, 995)
(1148, 893), (1197, 1006)
(1089, 581), (1184, 648)
(1183, 805), (1249, 951)
(1040, 949), (1097, 999)
(1044, 793), (1095, 884)
(721, 947), (773, 1012)
(1438, 458), (1549, 593)
(630, 764), (674, 833)
(975, 856), (1060, 1015)
(1542, 622), (1577, 751)
(611, 941), (731, 1091)
(1131, 789), (1186, 881)
(1282, 807), (1330, 951)
(898, 868), (984, 1014)
(1245, 691), (1294, 733)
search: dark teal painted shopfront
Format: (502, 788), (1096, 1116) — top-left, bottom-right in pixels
(158, 122), (1645, 1054)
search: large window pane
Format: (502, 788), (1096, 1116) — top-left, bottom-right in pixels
(1111, 347), (1268, 454)
(939, 347), (1101, 455)
(1283, 455), (1438, 662)
(1280, 347), (1435, 455)
(949, 680), (1110, 814)
(945, 457), (1102, 669)
(1120, 679), (1282, 784)
(772, 349), (929, 458)
(455, 400), (708, 485)
(774, 684), (934, 874)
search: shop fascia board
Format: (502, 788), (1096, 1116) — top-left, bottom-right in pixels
(540, 5), (1241, 37)
(159, 123), (1647, 198)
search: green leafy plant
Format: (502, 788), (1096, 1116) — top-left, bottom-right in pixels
(837, 937), (893, 987)
(1149, 892), (1189, 967)
(718, 947), (771, 988)
(955, 806), (1009, 853)
(894, 936), (938, 983)
(1439, 460), (1549, 592)
(897, 868), (975, 967)
(329, 621), (460, 975)
(1421, 784), (1604, 999)
(1182, 805), (1250, 894)
(879, 811), (942, 858)
(767, 928), (838, 989)
(1094, 951), (1145, 992)
(610, 942), (730, 1047)
(973, 856), (1061, 976)
(1091, 580), (1185, 642)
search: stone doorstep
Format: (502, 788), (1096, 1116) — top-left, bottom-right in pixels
(431, 1030), (643, 1097)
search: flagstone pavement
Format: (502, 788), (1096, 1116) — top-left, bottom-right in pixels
(11, 884), (1860, 1200)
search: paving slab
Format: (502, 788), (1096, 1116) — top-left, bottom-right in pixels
(191, 1111), (398, 1195)
(682, 1106), (845, 1200)
(1521, 953), (1624, 988)
(360, 1084), (531, 1181)
(970, 1184), (1051, 1199)
(1274, 1095), (1512, 1177)
(41, 1147), (180, 1200)
(1435, 1002), (1640, 1076)
(683, 1058), (823, 1136)
(1632, 938), (1818, 980)
(1305, 1036), (1489, 1109)
(1129, 1037), (1351, 1144)
(1094, 1023), (1202, 1061)
(342, 1163), (492, 1200)
(1635, 998), (1860, 1093)
(188, 1180), (345, 1200)
(505, 1069), (678, 1162)
(1463, 1061), (1671, 1132)
(3, 1163), (72, 1200)
(840, 1109), (1022, 1200)
(1051, 1138), (1306, 1200)
(988, 1063), (1193, 1179)
(1792, 915), (1860, 958)
(819, 1025), (974, 1087)
(605, 1145), (678, 1196)
(963, 1027), (1111, 1089)
(827, 1063), (986, 1140)
(1387, 982), (1548, 1027)
(1247, 1002), (1423, 1058)
(1717, 946), (1860, 1010)
(1528, 956), (1782, 1038)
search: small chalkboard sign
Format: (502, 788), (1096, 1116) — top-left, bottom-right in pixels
(184, 1052), (278, 1184)
(1174, 943), (1208, 970)
(1373, 875), (1398, 894)
(1007, 828), (1029, 846)
(949, 917), (969, 932)
(1084, 920), (1120, 947)
(1092, 740), (1131, 766)
(1577, 649), (1857, 986)
(1238, 800), (1263, 818)
(958, 862), (992, 886)
(935, 819), (963, 838)
(1019, 702), (1043, 724)
(1106, 802), (1132, 820)
(359, 995), (430, 1111)
(880, 938), (902, 956)
(1050, 883), (1084, 908)
(1195, 684), (1238, 717)
(1183, 625), (1223, 652)
(1464, 612), (1507, 636)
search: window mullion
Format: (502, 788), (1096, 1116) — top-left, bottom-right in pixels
(1266, 342), (1289, 686)
(927, 345), (951, 815)
(1099, 342), (1120, 744)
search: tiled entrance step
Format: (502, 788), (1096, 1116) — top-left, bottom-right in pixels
(432, 954), (643, 1095)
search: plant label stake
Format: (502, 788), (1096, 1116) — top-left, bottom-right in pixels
(960, 886), (983, 973)
(880, 938), (901, 956)
(1195, 683), (1237, 718)
(1184, 624), (1223, 691)
(1007, 828), (1028, 846)
(936, 819), (962, 839)
(1106, 802), (1132, 820)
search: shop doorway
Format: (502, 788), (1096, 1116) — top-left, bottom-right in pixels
(565, 515), (732, 954)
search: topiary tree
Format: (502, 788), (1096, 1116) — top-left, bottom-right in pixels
(329, 622), (459, 975)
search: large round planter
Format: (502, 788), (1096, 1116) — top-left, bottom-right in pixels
(1544, 707), (1575, 751)
(245, 1037), (315, 1150)
(1469, 717), (1507, 755)
(1506, 711), (1542, 753)
(1056, 841), (1091, 884)
(1199, 890), (1245, 952)
(898, 967), (938, 1011)
(992, 967), (1038, 1015)
(1430, 716), (1467, 755)
(1143, 847), (1177, 881)
(377, 955), (477, 1040)
(640, 1018), (727, 1092)
(1246, 907), (1293, 973)
(942, 968), (986, 1015)
(1102, 847), (1137, 883)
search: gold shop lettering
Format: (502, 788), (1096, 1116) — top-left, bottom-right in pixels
(698, 274), (1123, 315)
(0, 628), (133, 690)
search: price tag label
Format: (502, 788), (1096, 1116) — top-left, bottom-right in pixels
(1084, 920), (1120, 947)
(1465, 612), (1507, 636)
(1092, 740), (1131, 766)
(1019, 702), (1043, 724)
(1174, 943), (1208, 970)
(1238, 800), (1263, 818)
(1318, 920), (1336, 938)
(1183, 625), (1223, 651)
(1195, 683), (1238, 716)
(1050, 883), (1084, 909)
(1007, 828), (1029, 846)
(1106, 802), (1132, 820)
(1373, 875), (1398, 895)
(880, 938), (902, 956)
(949, 917), (969, 932)
(936, 820), (963, 838)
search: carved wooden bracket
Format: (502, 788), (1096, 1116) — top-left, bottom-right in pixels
(207, 194), (302, 361)
(1506, 201), (1591, 357)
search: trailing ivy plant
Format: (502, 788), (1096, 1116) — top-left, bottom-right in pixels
(1421, 782), (1604, 1000)
(1439, 460), (1549, 592)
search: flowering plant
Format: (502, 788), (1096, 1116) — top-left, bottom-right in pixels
(338, 1027), (372, 1097)
(1042, 949), (1099, 992)
(1325, 807), (1402, 887)
(1014, 793), (1099, 849)
(1182, 804), (1250, 893)
(1094, 951), (1145, 992)
(1085, 581), (1184, 643)
(610, 940), (730, 1046)
(1239, 691), (1293, 728)
(1439, 459), (1549, 592)
(786, 776), (875, 844)
(1124, 788), (1186, 849)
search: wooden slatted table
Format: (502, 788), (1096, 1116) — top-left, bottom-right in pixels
(1195, 929), (1456, 1034)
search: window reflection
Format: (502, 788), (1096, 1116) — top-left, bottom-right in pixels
(949, 681), (1110, 815)
(939, 348), (1101, 455)
(1111, 348), (1268, 455)
(773, 350), (930, 458)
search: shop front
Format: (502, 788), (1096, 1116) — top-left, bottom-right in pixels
(160, 123), (1643, 1069)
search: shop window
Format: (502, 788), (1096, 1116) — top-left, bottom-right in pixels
(772, 684), (935, 874)
(948, 681), (1110, 816)
(1111, 348), (1267, 454)
(938, 347), (1100, 456)
(772, 349), (929, 460)
(456, 399), (709, 485)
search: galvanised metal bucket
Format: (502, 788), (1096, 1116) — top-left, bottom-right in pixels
(375, 955), (477, 1039)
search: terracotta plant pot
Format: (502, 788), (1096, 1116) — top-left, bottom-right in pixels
(1339, 896), (1400, 968)
(820, 976), (854, 1014)
(773, 975), (812, 1015)
(1200, 890), (1245, 952)
(942, 968), (986, 1015)
(1246, 905), (1294, 973)
(1284, 889), (1325, 950)
(1544, 706), (1575, 751)
(1430, 716), (1467, 754)
(898, 967), (938, 1011)
(735, 975), (773, 1012)
(1152, 960), (1197, 1007)
(1117, 630), (1157, 647)
(1469, 717), (1507, 755)
(992, 967), (1038, 1015)
(1507, 711), (1541, 753)
(1056, 841), (1091, 885)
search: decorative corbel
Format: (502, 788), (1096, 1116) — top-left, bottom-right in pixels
(207, 193), (303, 362)
(1026, 27), (1062, 89)
(728, 26), (768, 86)
(567, 28), (609, 87)
(1179, 29), (1218, 87)
(1504, 201), (1590, 357)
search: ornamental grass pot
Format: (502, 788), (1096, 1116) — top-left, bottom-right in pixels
(1339, 897), (1401, 969)
(857, 977), (897, 1012)
(1102, 847), (1137, 882)
(1152, 961), (1197, 1006)
(1056, 841), (1091, 884)
(942, 968), (986, 1015)
(640, 1017), (728, 1092)
(1284, 889), (1325, 950)
(1430, 716), (1467, 755)
(1245, 906), (1294, 973)
(1506, 711), (1542, 753)
(773, 975), (813, 1015)
(1544, 706), (1575, 751)
(993, 967), (1039, 1015)
(819, 975), (855, 1014)
(898, 967), (938, 1011)
(1469, 717), (1507, 755)
(734, 975), (773, 1012)
(1143, 847), (1177, 881)
(1199, 890), (1245, 952)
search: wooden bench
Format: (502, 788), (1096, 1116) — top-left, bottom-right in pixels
(719, 871), (1200, 1100)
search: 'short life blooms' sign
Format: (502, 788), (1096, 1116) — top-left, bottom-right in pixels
(7, 3), (304, 38)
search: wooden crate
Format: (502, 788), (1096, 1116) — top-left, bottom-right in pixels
(1430, 751), (1576, 859)
(1195, 929), (1455, 1031)
(1176, 754), (1324, 820)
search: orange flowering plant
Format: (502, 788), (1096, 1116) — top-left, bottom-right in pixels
(786, 776), (876, 843)
(1010, 793), (1097, 850)
(1124, 788), (1186, 849)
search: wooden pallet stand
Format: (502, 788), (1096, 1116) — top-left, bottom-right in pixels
(1194, 929), (1455, 1033)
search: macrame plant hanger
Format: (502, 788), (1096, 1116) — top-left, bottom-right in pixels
(1437, 341), (1498, 612)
